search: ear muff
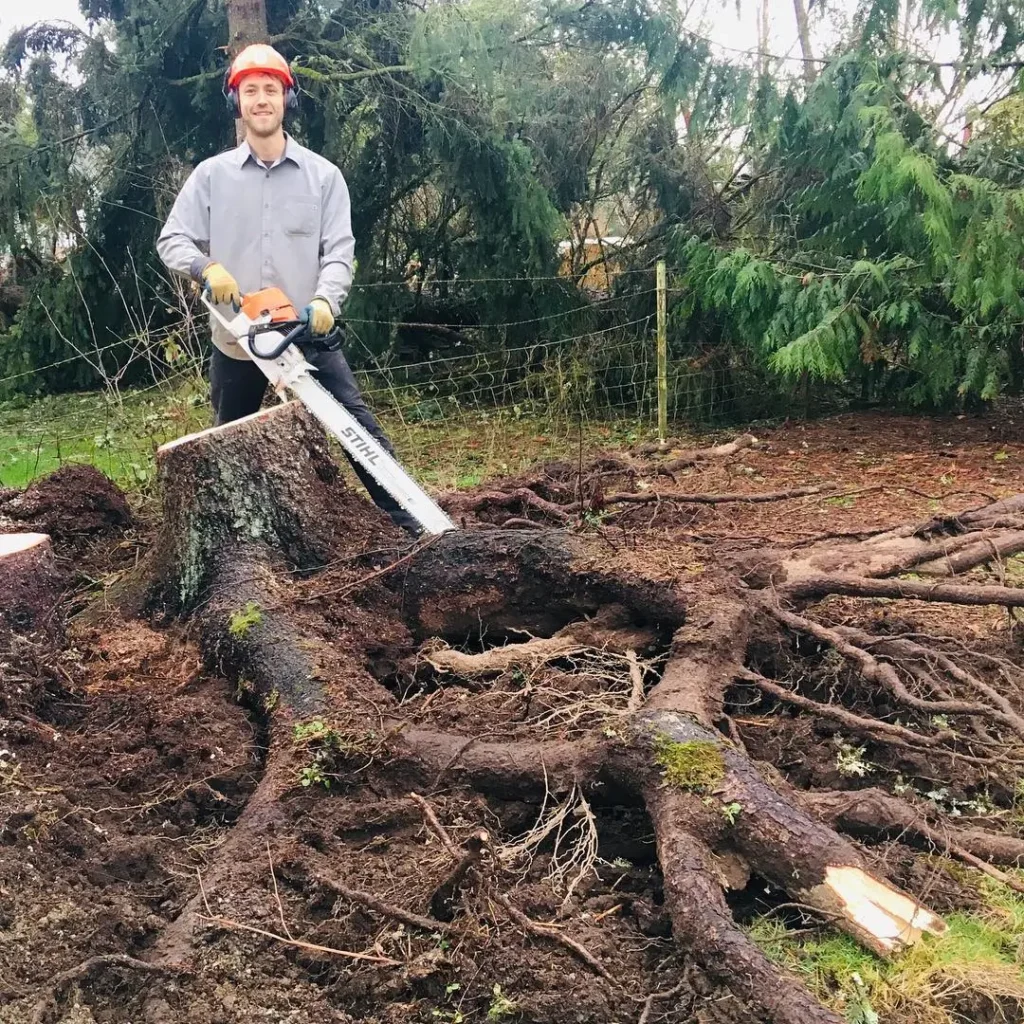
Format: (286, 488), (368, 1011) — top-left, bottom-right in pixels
(222, 69), (240, 116)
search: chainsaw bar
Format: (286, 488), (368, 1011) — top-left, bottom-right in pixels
(202, 297), (456, 536)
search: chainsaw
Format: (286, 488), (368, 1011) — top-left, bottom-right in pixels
(201, 286), (455, 536)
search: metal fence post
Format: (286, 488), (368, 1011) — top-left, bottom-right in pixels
(656, 260), (668, 442)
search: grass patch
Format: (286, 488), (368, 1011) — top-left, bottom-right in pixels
(748, 876), (1024, 1024)
(0, 384), (208, 489)
(0, 381), (664, 496)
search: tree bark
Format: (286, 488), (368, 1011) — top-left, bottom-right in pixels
(793, 0), (817, 85)
(226, 0), (268, 142)
(227, 0), (267, 51)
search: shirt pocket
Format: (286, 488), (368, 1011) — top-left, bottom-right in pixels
(282, 195), (319, 237)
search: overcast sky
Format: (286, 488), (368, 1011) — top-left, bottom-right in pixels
(0, 0), (980, 122)
(0, 0), (812, 66)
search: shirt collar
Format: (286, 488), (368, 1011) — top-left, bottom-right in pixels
(234, 133), (302, 169)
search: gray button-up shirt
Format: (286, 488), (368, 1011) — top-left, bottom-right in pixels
(157, 135), (355, 360)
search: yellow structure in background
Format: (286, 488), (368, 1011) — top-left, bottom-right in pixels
(557, 236), (629, 294)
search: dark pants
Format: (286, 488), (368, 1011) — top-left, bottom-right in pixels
(209, 346), (419, 535)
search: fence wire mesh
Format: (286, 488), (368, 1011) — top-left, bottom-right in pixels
(0, 271), (775, 491)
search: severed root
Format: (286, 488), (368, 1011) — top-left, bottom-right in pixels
(782, 570), (1024, 606)
(804, 788), (1024, 887)
(814, 866), (946, 949)
(0, 532), (62, 641)
(634, 710), (947, 958)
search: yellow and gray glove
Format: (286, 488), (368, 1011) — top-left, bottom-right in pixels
(201, 263), (241, 308)
(302, 297), (335, 336)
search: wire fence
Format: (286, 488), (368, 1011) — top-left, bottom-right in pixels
(0, 267), (779, 491)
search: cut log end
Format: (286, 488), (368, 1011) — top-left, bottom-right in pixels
(156, 402), (287, 455)
(0, 532), (52, 557)
(0, 531), (62, 639)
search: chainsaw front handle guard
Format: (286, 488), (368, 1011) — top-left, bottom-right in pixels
(247, 320), (342, 360)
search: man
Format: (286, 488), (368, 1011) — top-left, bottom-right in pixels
(157, 43), (419, 535)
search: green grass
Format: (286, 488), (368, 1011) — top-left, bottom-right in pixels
(747, 875), (1024, 1024)
(0, 382), (661, 495)
(0, 385), (209, 490)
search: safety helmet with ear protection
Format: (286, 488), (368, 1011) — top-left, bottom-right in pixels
(222, 43), (299, 116)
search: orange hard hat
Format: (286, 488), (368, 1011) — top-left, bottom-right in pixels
(226, 43), (295, 90)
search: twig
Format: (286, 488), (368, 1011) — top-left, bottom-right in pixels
(31, 955), (175, 1024)
(195, 913), (400, 964)
(430, 830), (490, 917)
(197, 867), (213, 915)
(637, 979), (687, 1024)
(410, 791), (460, 858)
(491, 891), (615, 983)
(592, 484), (830, 507)
(320, 878), (460, 934)
(593, 903), (623, 922)
(267, 841), (293, 939)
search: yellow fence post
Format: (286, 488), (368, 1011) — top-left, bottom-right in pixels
(656, 259), (668, 442)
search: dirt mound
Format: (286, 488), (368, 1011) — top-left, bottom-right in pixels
(0, 616), (257, 1021)
(0, 463), (132, 544)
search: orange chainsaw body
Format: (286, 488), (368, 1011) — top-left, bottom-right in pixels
(240, 287), (299, 324)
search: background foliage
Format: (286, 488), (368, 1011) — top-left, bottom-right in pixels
(2, 0), (1024, 414)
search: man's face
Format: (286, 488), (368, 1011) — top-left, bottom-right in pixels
(238, 72), (286, 137)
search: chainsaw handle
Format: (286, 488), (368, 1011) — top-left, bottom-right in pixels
(247, 320), (309, 360)
(246, 320), (343, 360)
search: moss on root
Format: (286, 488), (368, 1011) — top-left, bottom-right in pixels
(653, 735), (725, 793)
(228, 601), (263, 637)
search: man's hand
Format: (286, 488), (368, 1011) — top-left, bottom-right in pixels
(201, 263), (241, 308)
(303, 297), (335, 336)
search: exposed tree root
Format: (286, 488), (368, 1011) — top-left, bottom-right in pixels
(765, 605), (1024, 745)
(784, 571), (1024, 606)
(803, 788), (1024, 889)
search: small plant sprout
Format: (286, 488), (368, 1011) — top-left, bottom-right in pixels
(834, 738), (874, 777)
(722, 801), (743, 825)
(487, 984), (518, 1020)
